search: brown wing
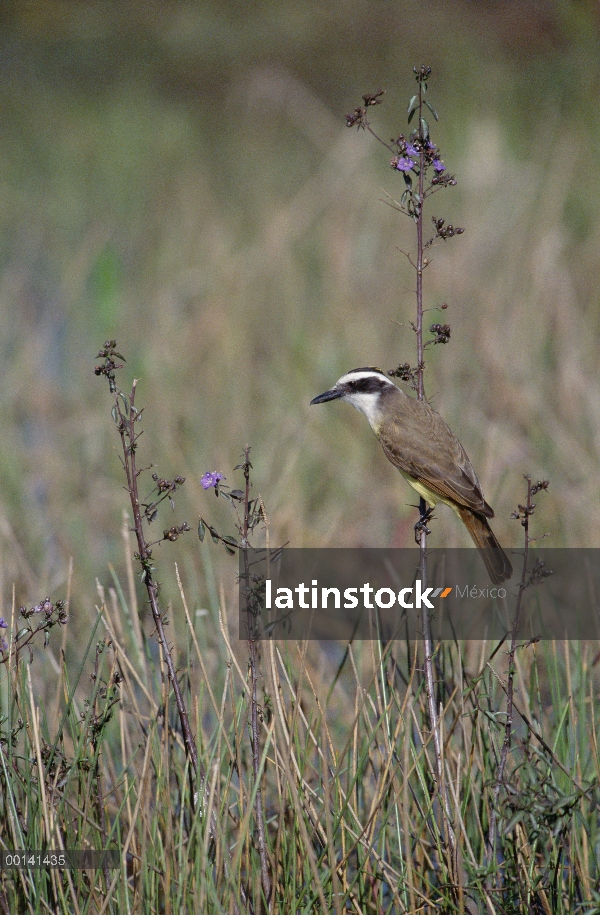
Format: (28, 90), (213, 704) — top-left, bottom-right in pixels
(377, 395), (494, 518)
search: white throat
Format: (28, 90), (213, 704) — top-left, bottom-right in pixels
(343, 391), (382, 430)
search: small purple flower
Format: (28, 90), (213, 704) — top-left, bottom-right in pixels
(0, 617), (7, 629)
(426, 140), (436, 151)
(32, 599), (52, 615)
(0, 637), (7, 653)
(396, 156), (415, 174)
(405, 143), (419, 157)
(201, 471), (224, 490)
(432, 158), (445, 173)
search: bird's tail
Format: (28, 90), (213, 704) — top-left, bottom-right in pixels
(458, 508), (513, 585)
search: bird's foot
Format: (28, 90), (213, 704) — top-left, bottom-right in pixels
(414, 506), (434, 544)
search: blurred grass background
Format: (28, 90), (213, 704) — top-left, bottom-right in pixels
(1, 0), (600, 653)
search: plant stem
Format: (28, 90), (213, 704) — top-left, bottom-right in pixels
(415, 76), (455, 861)
(242, 445), (272, 909)
(94, 345), (248, 913)
(416, 90), (425, 404)
(118, 381), (199, 778)
(92, 644), (110, 895)
(487, 477), (532, 874)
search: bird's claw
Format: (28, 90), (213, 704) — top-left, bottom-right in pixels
(414, 507), (434, 544)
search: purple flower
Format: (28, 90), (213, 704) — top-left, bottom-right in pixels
(426, 140), (436, 151)
(432, 158), (445, 173)
(395, 157), (415, 174)
(201, 471), (224, 490)
(0, 637), (7, 653)
(405, 143), (419, 157)
(32, 599), (52, 615)
(0, 617), (7, 629)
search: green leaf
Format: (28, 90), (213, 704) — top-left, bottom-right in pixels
(407, 94), (418, 117)
(230, 490), (244, 500)
(504, 810), (525, 834)
(420, 117), (429, 140)
(403, 173), (412, 189)
(198, 519), (205, 542)
(424, 100), (439, 121)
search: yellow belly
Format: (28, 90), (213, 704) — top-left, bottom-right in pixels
(400, 470), (463, 521)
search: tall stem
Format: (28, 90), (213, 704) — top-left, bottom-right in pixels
(242, 446), (272, 909)
(100, 348), (244, 914)
(487, 478), (532, 874)
(120, 381), (198, 778)
(416, 83), (425, 404)
(415, 77), (455, 858)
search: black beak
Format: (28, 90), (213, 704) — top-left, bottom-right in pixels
(310, 387), (343, 405)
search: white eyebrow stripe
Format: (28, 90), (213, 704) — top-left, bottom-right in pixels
(336, 370), (396, 387)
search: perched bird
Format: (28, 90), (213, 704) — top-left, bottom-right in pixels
(310, 367), (512, 585)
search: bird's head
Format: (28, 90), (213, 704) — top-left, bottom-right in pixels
(310, 368), (398, 430)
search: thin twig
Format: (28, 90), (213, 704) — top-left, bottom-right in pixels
(487, 476), (545, 872)
(241, 445), (272, 909)
(117, 379), (198, 779)
(91, 643), (110, 896)
(96, 344), (244, 915)
(413, 72), (456, 864)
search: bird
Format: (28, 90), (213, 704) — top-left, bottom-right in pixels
(310, 367), (512, 585)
